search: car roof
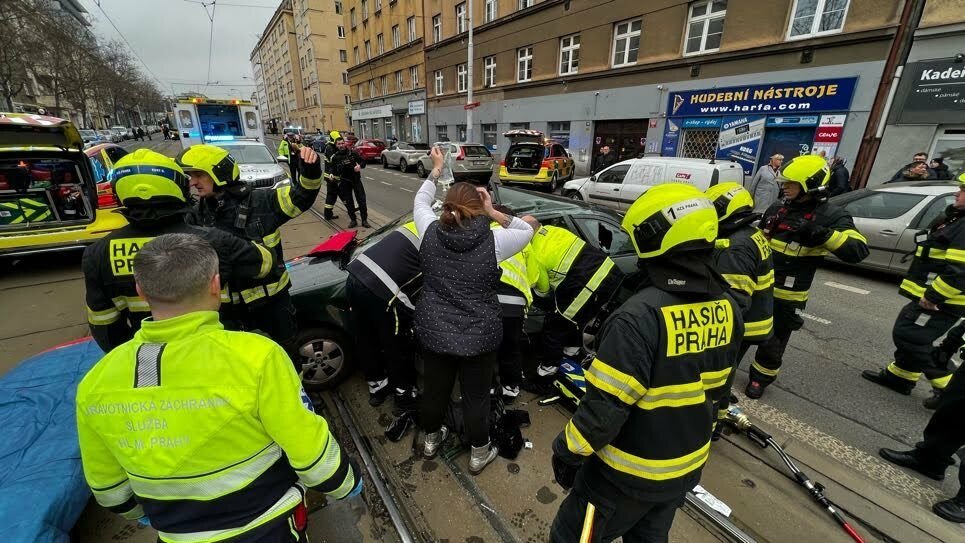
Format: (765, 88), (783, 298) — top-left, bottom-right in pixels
(84, 143), (122, 156)
(216, 139), (266, 147)
(865, 181), (957, 195)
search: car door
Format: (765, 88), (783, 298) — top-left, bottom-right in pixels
(890, 192), (956, 273)
(571, 215), (638, 273)
(587, 163), (631, 210)
(619, 163), (664, 210)
(837, 190), (929, 271)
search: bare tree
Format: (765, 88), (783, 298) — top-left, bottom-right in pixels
(0, 2), (39, 111)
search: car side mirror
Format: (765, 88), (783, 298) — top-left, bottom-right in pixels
(277, 155), (289, 163)
(590, 175), (596, 182)
(598, 224), (613, 251)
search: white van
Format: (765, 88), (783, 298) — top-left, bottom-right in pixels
(562, 157), (744, 211)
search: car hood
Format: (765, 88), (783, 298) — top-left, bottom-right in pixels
(287, 254), (349, 296)
(238, 163), (285, 181)
(563, 176), (592, 191)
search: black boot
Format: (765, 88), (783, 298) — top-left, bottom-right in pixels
(745, 380), (767, 399)
(878, 448), (947, 480)
(861, 369), (914, 395)
(933, 496), (965, 523)
(368, 379), (391, 406)
(347, 219), (359, 229)
(923, 389), (943, 410)
(361, 220), (371, 228)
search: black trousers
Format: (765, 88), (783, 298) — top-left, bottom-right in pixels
(346, 275), (415, 390)
(748, 300), (800, 385)
(223, 290), (299, 362)
(322, 180), (340, 219)
(551, 469), (685, 543)
(498, 315), (525, 388)
(340, 178), (367, 222)
(889, 302), (958, 389)
(916, 363), (965, 497)
(716, 341), (754, 415)
(420, 350), (496, 447)
(213, 503), (309, 542)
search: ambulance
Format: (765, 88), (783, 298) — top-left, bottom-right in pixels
(172, 98), (264, 149)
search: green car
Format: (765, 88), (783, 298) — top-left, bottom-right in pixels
(287, 185), (642, 390)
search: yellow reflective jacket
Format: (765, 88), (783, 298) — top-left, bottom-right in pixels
(76, 311), (357, 542)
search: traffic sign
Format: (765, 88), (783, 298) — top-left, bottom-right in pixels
(464, 102), (481, 110)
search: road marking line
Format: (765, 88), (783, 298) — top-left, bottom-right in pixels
(398, 187), (414, 193)
(381, 181), (392, 186)
(799, 312), (831, 325)
(824, 281), (870, 295)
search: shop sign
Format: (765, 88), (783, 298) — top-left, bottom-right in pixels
(898, 60), (965, 124)
(715, 115), (766, 175)
(667, 78), (856, 117)
(811, 114), (845, 158)
(407, 100), (426, 115)
(352, 104), (393, 120)
(681, 117), (721, 129)
(661, 119), (680, 157)
(766, 115), (820, 127)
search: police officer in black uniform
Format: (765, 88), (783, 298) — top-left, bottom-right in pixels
(178, 143), (322, 358)
(550, 184), (744, 542)
(82, 149), (273, 352)
(331, 137), (369, 228)
(863, 172), (965, 407)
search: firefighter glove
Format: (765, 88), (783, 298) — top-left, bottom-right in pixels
(796, 221), (832, 246)
(298, 150), (323, 180)
(551, 432), (582, 490)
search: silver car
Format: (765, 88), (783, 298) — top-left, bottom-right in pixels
(216, 140), (289, 188)
(828, 181), (957, 274)
(416, 142), (494, 183)
(380, 141), (430, 172)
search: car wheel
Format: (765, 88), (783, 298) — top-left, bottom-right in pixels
(548, 172), (559, 193)
(295, 327), (352, 391)
(566, 190), (583, 201)
(417, 161), (427, 178)
(381, 156), (389, 168)
(400, 158), (408, 172)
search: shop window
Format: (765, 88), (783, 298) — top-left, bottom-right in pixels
(517, 46), (533, 83)
(548, 121), (571, 148)
(788, 0), (849, 40)
(457, 125), (467, 142)
(612, 18), (642, 67)
(559, 34), (580, 76)
(680, 129), (720, 159)
(930, 127), (965, 177)
(482, 124), (497, 148)
(437, 125), (449, 141)
(685, 1), (726, 55)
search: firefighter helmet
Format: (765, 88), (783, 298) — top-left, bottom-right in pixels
(778, 154), (830, 193)
(176, 144), (240, 186)
(958, 171), (965, 185)
(622, 184), (718, 258)
(329, 130), (341, 140)
(110, 149), (189, 205)
(705, 182), (754, 221)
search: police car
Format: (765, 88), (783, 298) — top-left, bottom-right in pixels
(213, 138), (290, 188)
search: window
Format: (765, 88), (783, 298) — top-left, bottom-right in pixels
(410, 65), (419, 87)
(392, 25), (401, 47)
(457, 63), (468, 93)
(342, 72), (349, 84)
(482, 123), (497, 148)
(612, 19), (642, 67)
(369, 80), (377, 97)
(345, 94), (351, 104)
(437, 125), (449, 141)
(353, 46), (360, 64)
(842, 192), (925, 220)
(377, 33), (384, 54)
(930, 127), (965, 175)
(518, 0), (533, 9)
(685, 1), (726, 54)
(485, 0), (498, 22)
(396, 70), (404, 91)
(456, 125), (468, 142)
(916, 194), (956, 229)
(375, 0), (382, 11)
(517, 46), (533, 82)
(380, 75), (388, 95)
(456, 3), (467, 33)
(597, 163), (631, 184)
(339, 49), (347, 62)
(350, 7), (356, 27)
(361, 0), (368, 19)
(335, 1), (342, 14)
(337, 25), (346, 38)
(432, 15), (442, 43)
(788, 0), (849, 39)
(408, 16), (417, 42)
(365, 40), (371, 59)
(510, 122), (530, 130)
(559, 34), (580, 75)
(575, 218), (635, 255)
(548, 121), (571, 148)
(357, 84), (363, 100)
(484, 56), (496, 88)
(434, 70), (444, 95)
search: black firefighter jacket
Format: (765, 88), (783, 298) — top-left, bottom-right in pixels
(899, 205), (965, 318)
(713, 212), (774, 343)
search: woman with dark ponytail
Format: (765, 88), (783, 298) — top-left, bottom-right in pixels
(413, 147), (538, 475)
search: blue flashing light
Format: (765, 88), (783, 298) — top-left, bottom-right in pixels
(204, 135), (235, 141)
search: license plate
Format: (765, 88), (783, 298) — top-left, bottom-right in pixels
(473, 161), (487, 166)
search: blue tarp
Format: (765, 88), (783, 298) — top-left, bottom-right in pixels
(0, 339), (103, 542)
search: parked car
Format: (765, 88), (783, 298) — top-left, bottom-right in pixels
(287, 184), (638, 389)
(78, 129), (98, 147)
(353, 138), (387, 162)
(563, 157), (744, 212)
(0, 114), (126, 257)
(380, 141), (430, 171)
(85, 143), (129, 209)
(499, 129), (576, 192)
(282, 126), (304, 138)
(97, 129), (115, 143)
(109, 126), (127, 142)
(215, 139), (290, 188)
(416, 142), (494, 183)
(826, 181), (957, 275)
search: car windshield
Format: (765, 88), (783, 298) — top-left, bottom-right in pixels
(463, 145), (491, 157)
(408, 143), (430, 150)
(497, 186), (587, 215)
(219, 144), (275, 164)
(79, 130), (96, 138)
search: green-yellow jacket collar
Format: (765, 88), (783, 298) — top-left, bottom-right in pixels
(136, 310), (223, 343)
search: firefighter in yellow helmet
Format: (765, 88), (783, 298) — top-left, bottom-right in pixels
(320, 130), (343, 220)
(77, 233), (360, 543)
(81, 149), (273, 352)
(747, 154), (869, 399)
(863, 171), (965, 408)
(550, 184), (744, 542)
(177, 143), (322, 360)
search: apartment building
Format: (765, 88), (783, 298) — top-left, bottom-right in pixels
(869, 0), (965, 184)
(251, 0), (304, 133)
(288, 0), (352, 132)
(344, 0), (428, 142)
(424, 0), (902, 176)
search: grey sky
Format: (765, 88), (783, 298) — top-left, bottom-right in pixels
(80, 0), (279, 99)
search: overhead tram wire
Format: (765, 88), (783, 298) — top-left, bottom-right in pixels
(92, 0), (168, 91)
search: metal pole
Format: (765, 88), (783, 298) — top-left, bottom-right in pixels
(465, 0), (474, 143)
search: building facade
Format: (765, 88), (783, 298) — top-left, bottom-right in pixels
(288, 0), (352, 132)
(344, 0), (428, 142)
(868, 0), (965, 185)
(251, 0), (304, 134)
(424, 0), (901, 177)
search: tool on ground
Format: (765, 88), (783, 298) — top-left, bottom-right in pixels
(723, 406), (866, 543)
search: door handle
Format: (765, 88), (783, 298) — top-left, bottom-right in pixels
(612, 187), (620, 191)
(880, 229), (899, 235)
